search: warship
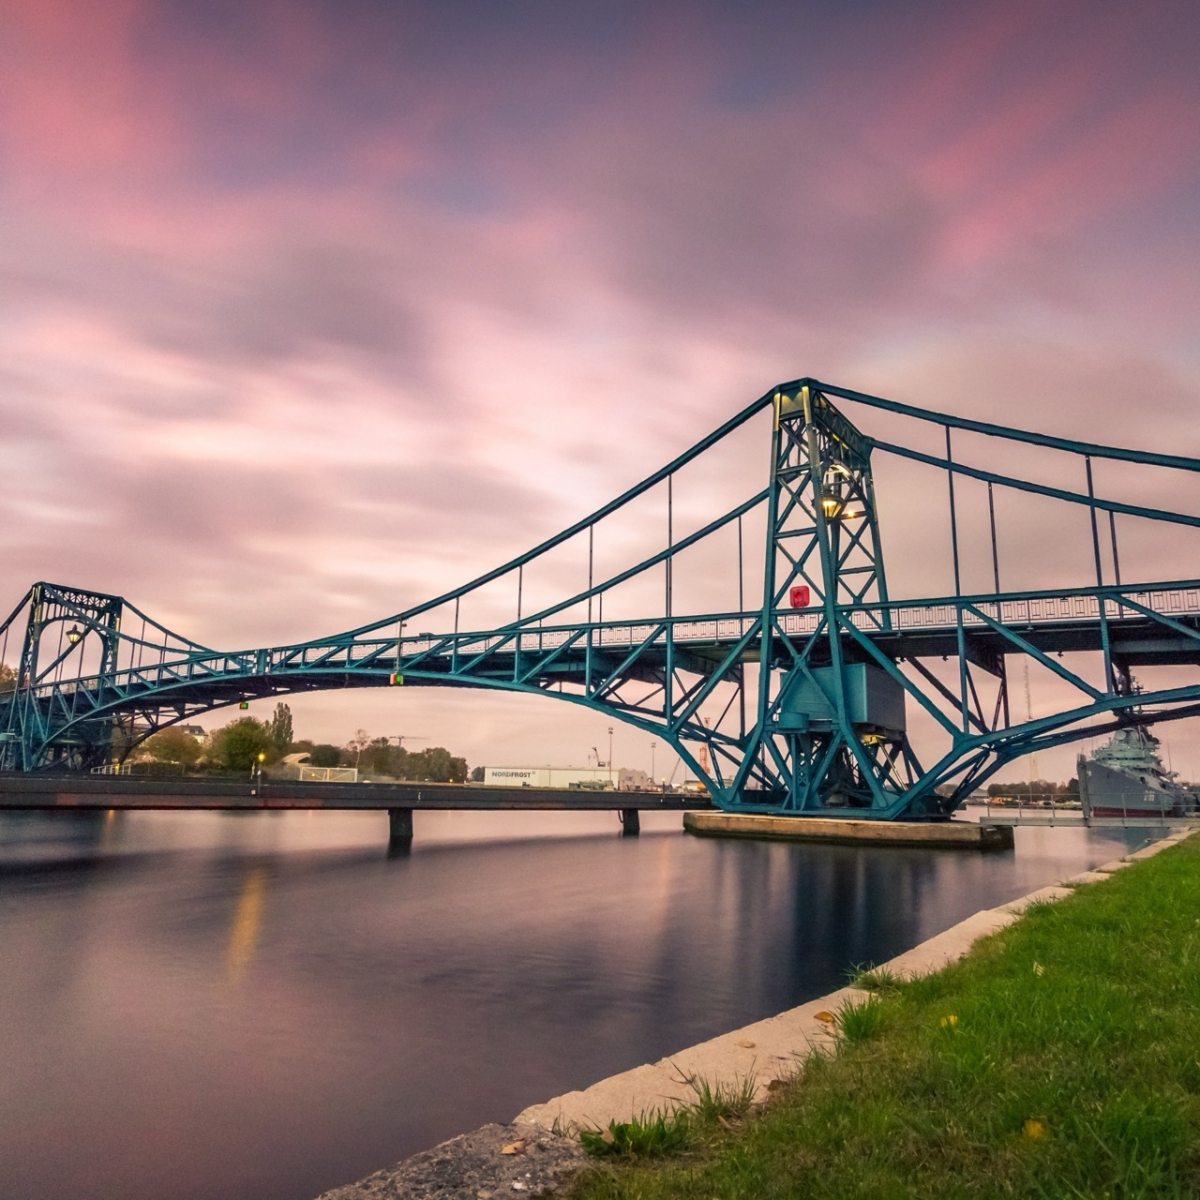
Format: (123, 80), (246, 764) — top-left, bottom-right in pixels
(1077, 725), (1198, 819)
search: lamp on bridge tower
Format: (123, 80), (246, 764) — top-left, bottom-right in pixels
(66, 626), (82, 645)
(820, 460), (869, 520)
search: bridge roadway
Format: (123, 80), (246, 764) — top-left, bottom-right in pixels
(24, 586), (1200, 714)
(0, 774), (713, 844)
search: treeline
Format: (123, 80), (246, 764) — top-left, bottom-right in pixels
(140, 703), (294, 771)
(138, 704), (468, 782)
(322, 736), (468, 783)
(986, 778), (1079, 799)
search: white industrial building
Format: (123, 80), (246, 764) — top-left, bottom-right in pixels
(482, 766), (655, 790)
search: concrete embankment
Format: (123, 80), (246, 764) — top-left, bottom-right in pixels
(316, 824), (1197, 1200)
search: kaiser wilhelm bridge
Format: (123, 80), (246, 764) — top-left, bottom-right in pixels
(3, 378), (1199, 823)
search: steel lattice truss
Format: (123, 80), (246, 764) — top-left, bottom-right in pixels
(4, 378), (1200, 819)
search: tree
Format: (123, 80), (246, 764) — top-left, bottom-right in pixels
(406, 746), (468, 783)
(310, 744), (342, 767)
(470, 765), (484, 782)
(0, 662), (14, 695)
(143, 726), (202, 767)
(211, 718), (273, 771)
(363, 737), (400, 777)
(269, 702), (293, 756)
(346, 728), (372, 767)
(302, 732), (469, 780)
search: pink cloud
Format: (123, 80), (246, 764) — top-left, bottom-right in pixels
(935, 84), (1200, 268)
(0, 0), (169, 182)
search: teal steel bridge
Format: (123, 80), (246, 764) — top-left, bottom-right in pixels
(3, 378), (1200, 820)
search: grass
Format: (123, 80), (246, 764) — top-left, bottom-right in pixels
(579, 1073), (759, 1158)
(834, 995), (886, 1044)
(850, 963), (903, 994)
(571, 834), (1200, 1199)
(579, 1110), (691, 1158)
(678, 1071), (759, 1124)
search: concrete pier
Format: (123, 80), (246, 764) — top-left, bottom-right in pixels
(387, 807), (413, 850)
(619, 808), (640, 836)
(684, 811), (1014, 850)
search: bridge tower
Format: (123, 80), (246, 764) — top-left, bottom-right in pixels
(724, 383), (926, 817)
(3, 584), (126, 771)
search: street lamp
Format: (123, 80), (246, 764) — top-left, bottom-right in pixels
(607, 726), (614, 786)
(650, 740), (657, 784)
(66, 626), (82, 645)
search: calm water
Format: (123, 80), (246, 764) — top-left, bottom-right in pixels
(0, 808), (1148, 1200)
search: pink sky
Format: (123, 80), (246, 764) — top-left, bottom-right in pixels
(2, 0), (1199, 779)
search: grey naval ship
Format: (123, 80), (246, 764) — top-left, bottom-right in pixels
(1077, 725), (1198, 819)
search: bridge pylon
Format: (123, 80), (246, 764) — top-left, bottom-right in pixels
(726, 383), (926, 816)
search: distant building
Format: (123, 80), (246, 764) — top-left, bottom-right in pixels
(179, 725), (206, 743)
(483, 766), (615, 789)
(618, 767), (653, 791)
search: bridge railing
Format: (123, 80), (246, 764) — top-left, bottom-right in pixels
(878, 582), (1200, 632)
(17, 580), (1200, 706)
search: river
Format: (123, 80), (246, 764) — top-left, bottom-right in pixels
(0, 808), (1147, 1200)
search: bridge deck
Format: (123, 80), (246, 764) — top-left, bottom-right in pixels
(28, 608), (1200, 703)
(0, 774), (712, 812)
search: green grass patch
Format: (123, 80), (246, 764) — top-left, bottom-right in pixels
(572, 835), (1200, 1199)
(834, 995), (886, 1044)
(849, 963), (903, 994)
(580, 1073), (759, 1159)
(679, 1071), (758, 1124)
(580, 1109), (690, 1158)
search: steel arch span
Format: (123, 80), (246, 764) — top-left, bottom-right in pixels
(4, 377), (1200, 819)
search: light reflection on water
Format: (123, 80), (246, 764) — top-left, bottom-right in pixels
(0, 809), (1148, 1200)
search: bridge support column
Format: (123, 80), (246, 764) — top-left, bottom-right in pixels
(388, 807), (414, 851)
(619, 808), (640, 836)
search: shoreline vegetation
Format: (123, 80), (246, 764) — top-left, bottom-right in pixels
(568, 832), (1200, 1199)
(133, 704), (471, 783)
